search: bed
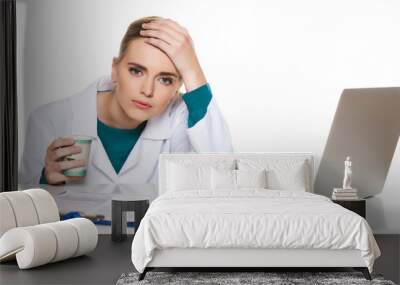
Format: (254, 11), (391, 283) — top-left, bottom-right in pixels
(131, 153), (381, 281)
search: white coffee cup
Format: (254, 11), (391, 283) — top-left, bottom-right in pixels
(63, 135), (95, 177)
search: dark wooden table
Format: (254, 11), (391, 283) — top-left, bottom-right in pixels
(332, 199), (366, 218)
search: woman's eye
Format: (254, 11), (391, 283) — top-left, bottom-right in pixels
(159, 77), (173, 85)
(129, 67), (142, 76)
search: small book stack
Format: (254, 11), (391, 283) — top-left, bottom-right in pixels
(332, 188), (359, 200)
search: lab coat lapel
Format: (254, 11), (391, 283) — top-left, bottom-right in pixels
(91, 138), (118, 182)
(70, 77), (118, 182)
(117, 100), (174, 178)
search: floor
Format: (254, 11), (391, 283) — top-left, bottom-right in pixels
(0, 235), (398, 285)
(0, 235), (135, 285)
(373, 234), (400, 284)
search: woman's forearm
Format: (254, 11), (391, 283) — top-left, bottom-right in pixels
(181, 63), (207, 92)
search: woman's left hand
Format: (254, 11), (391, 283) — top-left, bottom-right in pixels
(140, 19), (206, 92)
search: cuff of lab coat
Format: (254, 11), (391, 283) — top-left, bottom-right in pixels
(182, 83), (212, 128)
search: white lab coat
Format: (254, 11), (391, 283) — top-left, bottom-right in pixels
(19, 76), (233, 186)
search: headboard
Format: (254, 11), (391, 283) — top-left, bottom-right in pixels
(158, 152), (314, 195)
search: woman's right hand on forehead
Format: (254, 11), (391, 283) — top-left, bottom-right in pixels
(44, 137), (86, 185)
(140, 19), (207, 92)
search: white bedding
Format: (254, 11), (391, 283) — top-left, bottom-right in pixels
(131, 189), (380, 273)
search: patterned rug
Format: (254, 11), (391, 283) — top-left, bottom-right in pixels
(116, 271), (396, 285)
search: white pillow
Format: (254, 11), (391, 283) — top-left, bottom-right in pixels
(211, 168), (268, 190)
(267, 165), (307, 191)
(237, 159), (310, 191)
(211, 168), (236, 190)
(167, 162), (211, 191)
(236, 169), (268, 189)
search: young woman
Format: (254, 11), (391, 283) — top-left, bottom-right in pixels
(20, 16), (233, 186)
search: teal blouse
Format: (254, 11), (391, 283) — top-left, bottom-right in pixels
(97, 119), (147, 174)
(39, 83), (213, 182)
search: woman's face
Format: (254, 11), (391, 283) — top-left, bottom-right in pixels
(111, 38), (182, 123)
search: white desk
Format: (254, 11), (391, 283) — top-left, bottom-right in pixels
(18, 184), (158, 234)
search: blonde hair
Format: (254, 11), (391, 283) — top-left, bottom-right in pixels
(117, 16), (162, 62)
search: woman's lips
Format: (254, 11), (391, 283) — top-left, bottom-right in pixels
(132, 99), (152, 110)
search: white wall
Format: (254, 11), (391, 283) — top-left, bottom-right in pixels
(17, 0), (400, 233)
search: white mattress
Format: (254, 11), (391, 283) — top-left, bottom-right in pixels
(131, 189), (380, 273)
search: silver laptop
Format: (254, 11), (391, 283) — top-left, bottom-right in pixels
(314, 87), (400, 198)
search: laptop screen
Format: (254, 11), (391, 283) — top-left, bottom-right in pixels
(314, 87), (400, 198)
